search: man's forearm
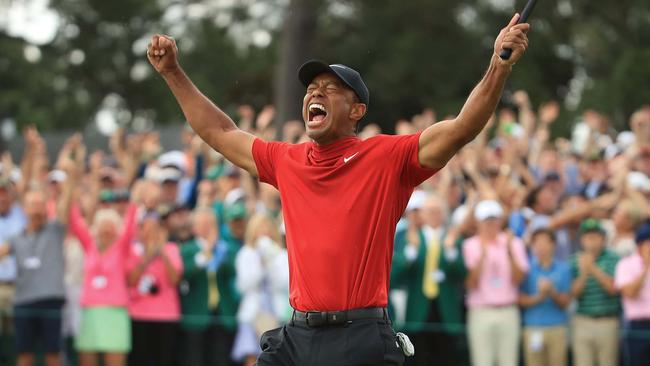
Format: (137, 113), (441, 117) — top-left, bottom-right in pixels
(454, 56), (512, 144)
(162, 68), (238, 139)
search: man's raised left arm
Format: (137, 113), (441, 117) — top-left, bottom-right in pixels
(418, 13), (530, 170)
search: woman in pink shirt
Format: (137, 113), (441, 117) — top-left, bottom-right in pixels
(69, 202), (138, 366)
(615, 223), (650, 366)
(126, 211), (183, 366)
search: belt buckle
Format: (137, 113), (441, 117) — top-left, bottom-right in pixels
(328, 311), (347, 325)
(305, 312), (327, 327)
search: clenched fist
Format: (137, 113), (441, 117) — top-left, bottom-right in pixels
(493, 13), (530, 66)
(147, 34), (180, 74)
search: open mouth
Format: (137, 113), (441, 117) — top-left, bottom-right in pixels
(308, 103), (328, 123)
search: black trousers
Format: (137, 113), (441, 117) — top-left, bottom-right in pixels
(128, 320), (178, 366)
(180, 328), (210, 366)
(625, 320), (650, 366)
(255, 319), (405, 366)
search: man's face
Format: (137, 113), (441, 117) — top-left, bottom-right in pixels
(536, 186), (558, 214)
(168, 209), (192, 240)
(0, 187), (11, 214)
(228, 218), (246, 241)
(24, 190), (47, 228)
(532, 233), (555, 260)
(581, 231), (605, 254)
(478, 217), (502, 237)
(302, 73), (362, 144)
(192, 211), (218, 241)
(420, 198), (445, 229)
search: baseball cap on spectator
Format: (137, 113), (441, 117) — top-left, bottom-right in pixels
(298, 60), (370, 107)
(223, 203), (247, 222)
(451, 205), (469, 227)
(635, 223), (650, 244)
(158, 150), (187, 174)
(616, 131), (636, 150)
(544, 171), (561, 182)
(48, 169), (67, 184)
(224, 187), (246, 207)
(113, 189), (130, 202)
(627, 171), (650, 193)
(158, 167), (183, 184)
(604, 144), (621, 160)
(224, 164), (241, 179)
(206, 164), (225, 180)
(158, 203), (189, 220)
(474, 200), (504, 221)
(99, 190), (115, 203)
(406, 190), (427, 211)
(579, 218), (605, 235)
(9, 168), (21, 184)
(583, 149), (605, 162)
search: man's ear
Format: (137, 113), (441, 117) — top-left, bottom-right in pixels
(350, 103), (367, 121)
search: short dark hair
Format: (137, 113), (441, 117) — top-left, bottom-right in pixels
(531, 228), (556, 244)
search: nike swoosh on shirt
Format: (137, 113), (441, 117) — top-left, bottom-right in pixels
(343, 152), (359, 163)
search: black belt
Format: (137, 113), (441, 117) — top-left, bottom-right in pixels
(292, 307), (388, 327)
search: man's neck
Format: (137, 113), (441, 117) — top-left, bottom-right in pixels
(26, 221), (44, 234)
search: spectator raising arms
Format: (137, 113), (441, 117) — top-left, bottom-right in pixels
(68, 165), (138, 366)
(0, 134), (81, 366)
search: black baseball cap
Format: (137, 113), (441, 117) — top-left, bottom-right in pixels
(298, 60), (369, 107)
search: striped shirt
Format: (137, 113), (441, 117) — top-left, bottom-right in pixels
(571, 249), (620, 316)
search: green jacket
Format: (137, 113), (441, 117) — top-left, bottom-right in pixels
(179, 239), (211, 331)
(391, 228), (467, 333)
(213, 234), (242, 331)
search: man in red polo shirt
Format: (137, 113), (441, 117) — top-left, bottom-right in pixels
(147, 13), (530, 366)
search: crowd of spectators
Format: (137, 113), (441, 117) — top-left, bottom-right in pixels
(0, 92), (649, 366)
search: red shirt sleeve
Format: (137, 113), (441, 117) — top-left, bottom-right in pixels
(252, 138), (290, 188)
(392, 132), (439, 187)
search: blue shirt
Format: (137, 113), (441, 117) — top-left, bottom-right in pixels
(520, 256), (571, 326)
(0, 204), (26, 281)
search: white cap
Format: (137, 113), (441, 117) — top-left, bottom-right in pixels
(158, 150), (186, 173)
(9, 168), (21, 184)
(628, 171), (650, 192)
(616, 131), (636, 150)
(224, 187), (245, 206)
(451, 205), (469, 227)
(48, 169), (67, 183)
(474, 200), (504, 221)
(158, 167), (182, 183)
(406, 189), (427, 211)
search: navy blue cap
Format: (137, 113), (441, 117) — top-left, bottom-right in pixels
(635, 223), (650, 244)
(298, 60), (369, 107)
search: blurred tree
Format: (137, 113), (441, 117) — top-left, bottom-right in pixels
(273, 0), (324, 127)
(0, 0), (648, 135)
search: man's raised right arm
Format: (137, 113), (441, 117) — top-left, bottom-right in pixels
(147, 34), (257, 176)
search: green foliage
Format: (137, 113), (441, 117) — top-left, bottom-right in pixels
(0, 0), (648, 134)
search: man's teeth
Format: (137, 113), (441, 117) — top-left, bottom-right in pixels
(309, 103), (326, 113)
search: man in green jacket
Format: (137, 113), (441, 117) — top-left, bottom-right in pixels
(178, 207), (218, 366)
(391, 192), (468, 366)
(208, 202), (245, 365)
